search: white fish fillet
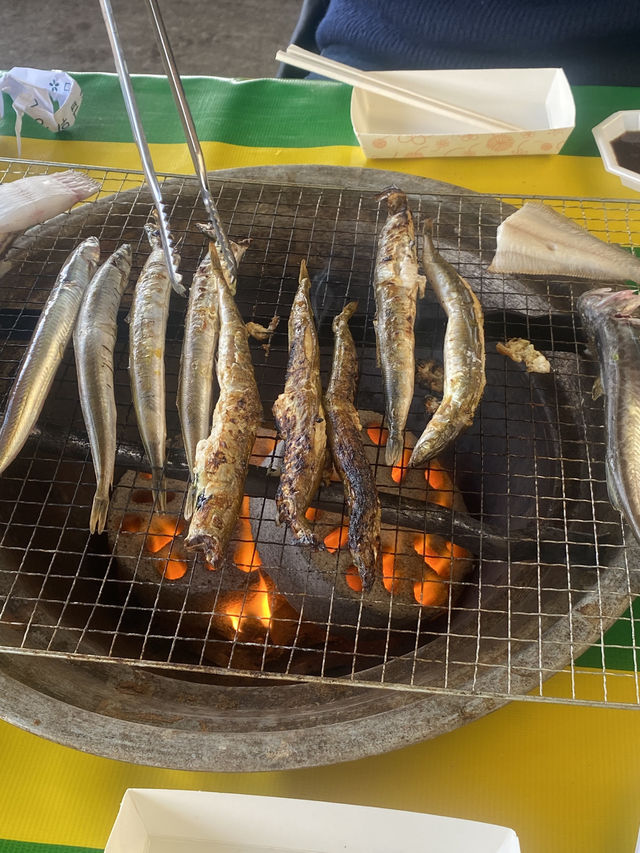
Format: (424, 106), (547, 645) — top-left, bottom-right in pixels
(0, 170), (100, 236)
(488, 202), (640, 282)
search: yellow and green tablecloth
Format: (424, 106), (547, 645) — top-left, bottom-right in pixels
(0, 73), (639, 853)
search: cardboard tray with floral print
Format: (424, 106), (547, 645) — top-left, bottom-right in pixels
(350, 67), (575, 159)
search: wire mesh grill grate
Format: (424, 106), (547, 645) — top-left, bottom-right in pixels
(1, 158), (639, 709)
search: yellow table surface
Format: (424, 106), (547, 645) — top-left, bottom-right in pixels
(1, 74), (639, 853)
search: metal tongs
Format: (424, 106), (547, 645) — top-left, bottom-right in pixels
(98, 0), (238, 294)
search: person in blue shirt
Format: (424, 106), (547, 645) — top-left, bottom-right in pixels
(279, 0), (640, 86)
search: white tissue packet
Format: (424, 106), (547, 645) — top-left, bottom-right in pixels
(0, 67), (83, 154)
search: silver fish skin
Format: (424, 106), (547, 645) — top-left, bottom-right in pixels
(577, 287), (640, 543)
(185, 242), (263, 568)
(129, 223), (177, 512)
(373, 187), (426, 466)
(74, 244), (132, 533)
(0, 236), (100, 475)
(178, 230), (250, 519)
(410, 220), (486, 467)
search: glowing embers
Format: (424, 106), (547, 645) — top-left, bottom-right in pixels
(320, 413), (472, 606)
(249, 409), (475, 632)
(121, 511), (188, 580)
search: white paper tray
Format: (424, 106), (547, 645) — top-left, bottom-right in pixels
(104, 789), (521, 853)
(350, 67), (575, 159)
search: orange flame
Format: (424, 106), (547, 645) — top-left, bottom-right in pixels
(413, 534), (471, 578)
(424, 459), (453, 492)
(305, 506), (318, 522)
(225, 570), (273, 633)
(233, 496), (262, 572)
(145, 516), (186, 554)
(413, 576), (448, 607)
(367, 421), (389, 446)
(163, 558), (188, 580)
(391, 448), (413, 484)
(250, 429), (278, 465)
(382, 552), (400, 594)
(345, 564), (363, 592)
(324, 525), (350, 553)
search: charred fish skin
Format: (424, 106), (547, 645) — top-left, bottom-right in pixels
(373, 187), (426, 467)
(577, 287), (640, 543)
(325, 301), (381, 591)
(0, 237), (100, 476)
(129, 223), (176, 512)
(272, 259), (328, 548)
(185, 243), (263, 568)
(410, 220), (486, 467)
(177, 231), (250, 519)
(74, 244), (132, 534)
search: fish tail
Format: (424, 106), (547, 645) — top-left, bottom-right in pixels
(292, 523), (325, 550)
(385, 431), (404, 467)
(183, 484), (196, 520)
(352, 553), (376, 593)
(89, 493), (110, 535)
(152, 467), (167, 512)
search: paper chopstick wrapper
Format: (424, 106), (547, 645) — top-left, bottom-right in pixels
(0, 67), (82, 155)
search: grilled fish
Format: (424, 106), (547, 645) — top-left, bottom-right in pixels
(488, 202), (640, 282)
(325, 301), (381, 590)
(272, 259), (328, 547)
(410, 220), (485, 467)
(178, 229), (250, 519)
(577, 287), (640, 543)
(0, 236), (99, 475)
(129, 222), (176, 511)
(74, 244), (132, 533)
(373, 187), (426, 466)
(185, 242), (263, 568)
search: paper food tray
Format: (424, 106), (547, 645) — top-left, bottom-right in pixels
(104, 789), (521, 853)
(350, 67), (575, 159)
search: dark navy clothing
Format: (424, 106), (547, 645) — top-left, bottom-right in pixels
(279, 0), (640, 86)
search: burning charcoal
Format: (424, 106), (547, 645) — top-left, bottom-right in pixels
(106, 470), (291, 668)
(249, 410), (475, 635)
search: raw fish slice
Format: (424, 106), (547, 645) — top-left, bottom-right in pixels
(0, 170), (100, 235)
(488, 202), (640, 282)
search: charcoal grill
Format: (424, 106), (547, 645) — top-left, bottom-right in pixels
(0, 160), (639, 772)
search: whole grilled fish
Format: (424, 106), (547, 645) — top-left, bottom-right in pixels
(410, 220), (486, 467)
(325, 301), (381, 590)
(74, 244), (132, 533)
(0, 236), (99, 475)
(577, 287), (640, 543)
(185, 242), (263, 568)
(129, 223), (176, 511)
(178, 228), (250, 519)
(373, 187), (426, 466)
(272, 259), (328, 547)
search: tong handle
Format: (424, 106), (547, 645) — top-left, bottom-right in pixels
(98, 0), (184, 296)
(145, 0), (238, 289)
